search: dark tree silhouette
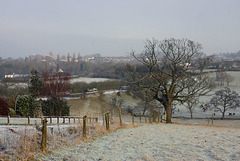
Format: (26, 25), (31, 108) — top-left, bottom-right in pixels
(28, 70), (44, 97)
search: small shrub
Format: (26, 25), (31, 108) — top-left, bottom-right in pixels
(8, 108), (16, 116)
(125, 89), (131, 95)
(116, 91), (121, 96)
(42, 96), (70, 116)
(16, 95), (35, 116)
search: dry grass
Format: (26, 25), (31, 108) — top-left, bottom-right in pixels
(0, 126), (41, 161)
(0, 118), (143, 161)
(142, 154), (156, 161)
(0, 97), (144, 160)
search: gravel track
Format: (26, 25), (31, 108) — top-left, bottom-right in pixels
(38, 124), (240, 161)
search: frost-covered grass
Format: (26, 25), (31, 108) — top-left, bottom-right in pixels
(70, 77), (114, 83)
(37, 123), (240, 161)
(172, 71), (240, 118)
(0, 122), (115, 160)
(1, 116), (240, 160)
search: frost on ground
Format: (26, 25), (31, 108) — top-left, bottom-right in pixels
(38, 124), (240, 161)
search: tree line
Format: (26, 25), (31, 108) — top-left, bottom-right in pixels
(0, 54), (123, 79)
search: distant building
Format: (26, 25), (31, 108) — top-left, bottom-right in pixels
(4, 73), (29, 78)
(5, 74), (14, 78)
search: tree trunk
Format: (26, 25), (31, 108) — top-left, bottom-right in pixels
(222, 112), (225, 120)
(190, 109), (193, 119)
(165, 102), (172, 123)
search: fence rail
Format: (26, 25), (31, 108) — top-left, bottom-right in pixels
(0, 116), (98, 125)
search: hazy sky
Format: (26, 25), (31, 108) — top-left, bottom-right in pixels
(0, 0), (240, 58)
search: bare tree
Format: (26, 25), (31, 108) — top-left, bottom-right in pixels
(77, 53), (82, 75)
(42, 70), (71, 97)
(72, 53), (76, 75)
(184, 98), (199, 119)
(225, 73), (234, 86)
(67, 53), (71, 74)
(136, 88), (156, 115)
(34, 54), (39, 72)
(18, 57), (23, 75)
(29, 55), (33, 74)
(216, 69), (226, 86)
(126, 38), (214, 123)
(56, 54), (60, 72)
(44, 56), (50, 71)
(196, 56), (212, 73)
(207, 87), (240, 119)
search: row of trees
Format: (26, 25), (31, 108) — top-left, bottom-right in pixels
(0, 54), (122, 79)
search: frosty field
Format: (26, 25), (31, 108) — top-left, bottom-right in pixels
(38, 123), (240, 161)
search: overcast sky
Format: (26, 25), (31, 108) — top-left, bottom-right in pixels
(0, 0), (240, 58)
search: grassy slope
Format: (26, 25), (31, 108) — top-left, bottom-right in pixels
(68, 97), (120, 118)
(67, 93), (140, 123)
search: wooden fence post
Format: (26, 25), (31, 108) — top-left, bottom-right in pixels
(107, 112), (110, 129)
(7, 116), (10, 125)
(83, 116), (87, 137)
(165, 110), (167, 120)
(105, 113), (107, 129)
(28, 116), (30, 125)
(149, 112), (152, 123)
(63, 117), (65, 124)
(57, 117), (59, 124)
(212, 113), (214, 125)
(119, 107), (122, 127)
(132, 112), (134, 125)
(74, 117), (76, 124)
(102, 114), (105, 126)
(105, 113), (110, 130)
(140, 114), (142, 123)
(42, 118), (48, 152)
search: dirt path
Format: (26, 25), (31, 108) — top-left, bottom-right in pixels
(82, 98), (91, 115)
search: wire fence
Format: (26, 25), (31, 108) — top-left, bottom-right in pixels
(1, 108), (221, 160)
(0, 115), (100, 160)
